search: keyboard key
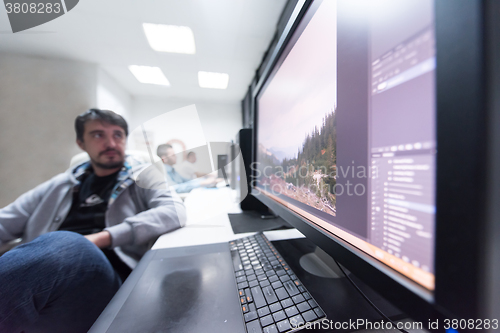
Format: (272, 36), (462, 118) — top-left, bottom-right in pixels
(275, 287), (289, 300)
(242, 305), (249, 313)
(314, 307), (326, 318)
(279, 275), (290, 283)
(250, 287), (267, 308)
(237, 276), (247, 283)
(263, 324), (278, 333)
(262, 286), (279, 304)
(245, 311), (258, 322)
(283, 281), (299, 296)
(293, 280), (301, 286)
(240, 297), (247, 304)
(271, 281), (283, 289)
(280, 298), (294, 308)
(249, 303), (256, 312)
(288, 314), (304, 328)
(247, 274), (257, 281)
(272, 310), (286, 322)
(292, 294), (305, 304)
(303, 292), (312, 300)
(257, 306), (270, 317)
(249, 280), (259, 288)
(260, 314), (274, 327)
(269, 275), (279, 282)
(269, 302), (282, 313)
(258, 274), (268, 281)
(276, 270), (287, 276)
(263, 264), (274, 272)
(260, 280), (270, 287)
(246, 319), (263, 333)
(276, 319), (291, 333)
(296, 301), (311, 313)
(284, 305), (299, 317)
(308, 300), (318, 308)
(239, 289), (244, 297)
(298, 286), (306, 292)
(301, 310), (317, 322)
(238, 281), (249, 289)
(255, 269), (265, 276)
(236, 271), (244, 277)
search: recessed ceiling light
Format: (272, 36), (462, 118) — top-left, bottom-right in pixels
(198, 71), (229, 89)
(143, 23), (196, 54)
(129, 65), (170, 86)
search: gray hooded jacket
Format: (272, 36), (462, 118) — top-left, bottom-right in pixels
(0, 156), (186, 268)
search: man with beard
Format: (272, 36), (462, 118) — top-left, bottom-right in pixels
(0, 109), (186, 333)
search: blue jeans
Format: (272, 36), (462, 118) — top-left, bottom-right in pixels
(0, 231), (121, 333)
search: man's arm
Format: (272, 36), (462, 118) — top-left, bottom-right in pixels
(0, 177), (59, 246)
(171, 179), (202, 193)
(104, 184), (187, 248)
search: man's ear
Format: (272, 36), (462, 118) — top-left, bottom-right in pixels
(77, 139), (86, 151)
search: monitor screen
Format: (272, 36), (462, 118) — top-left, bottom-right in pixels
(255, 0), (436, 291)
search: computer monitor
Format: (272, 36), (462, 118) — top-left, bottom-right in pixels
(251, 0), (498, 325)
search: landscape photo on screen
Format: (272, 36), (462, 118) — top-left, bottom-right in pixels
(256, 0), (337, 217)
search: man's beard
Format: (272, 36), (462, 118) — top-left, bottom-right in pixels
(93, 160), (124, 170)
(92, 151), (124, 170)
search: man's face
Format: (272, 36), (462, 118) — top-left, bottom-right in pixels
(164, 147), (177, 165)
(77, 120), (126, 170)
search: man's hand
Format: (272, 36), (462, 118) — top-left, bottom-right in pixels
(84, 231), (111, 249)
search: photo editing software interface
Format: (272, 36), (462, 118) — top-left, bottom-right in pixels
(255, 0), (435, 290)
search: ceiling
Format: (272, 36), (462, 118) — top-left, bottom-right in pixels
(0, 0), (287, 103)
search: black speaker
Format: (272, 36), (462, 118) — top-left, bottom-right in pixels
(238, 129), (268, 212)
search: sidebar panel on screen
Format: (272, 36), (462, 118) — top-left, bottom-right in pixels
(367, 0), (436, 279)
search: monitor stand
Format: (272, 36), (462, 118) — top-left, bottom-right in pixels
(271, 237), (408, 332)
(299, 246), (343, 279)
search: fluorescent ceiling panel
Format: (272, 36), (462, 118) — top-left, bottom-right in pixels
(143, 23), (196, 54)
(198, 71), (229, 89)
(129, 65), (170, 86)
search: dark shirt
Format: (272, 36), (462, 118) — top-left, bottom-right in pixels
(60, 170), (119, 234)
(59, 169), (131, 281)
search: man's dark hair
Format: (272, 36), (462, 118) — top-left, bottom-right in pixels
(75, 108), (128, 141)
(157, 144), (173, 158)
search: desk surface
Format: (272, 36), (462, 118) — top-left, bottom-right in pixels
(152, 187), (305, 250)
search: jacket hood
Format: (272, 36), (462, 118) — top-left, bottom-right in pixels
(67, 155), (149, 183)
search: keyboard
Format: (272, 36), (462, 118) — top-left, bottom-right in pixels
(230, 233), (327, 333)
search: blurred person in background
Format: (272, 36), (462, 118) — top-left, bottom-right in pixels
(178, 151), (199, 179)
(157, 144), (220, 193)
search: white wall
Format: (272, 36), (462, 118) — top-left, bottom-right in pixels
(0, 53), (97, 207)
(130, 97), (242, 142)
(96, 68), (132, 122)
